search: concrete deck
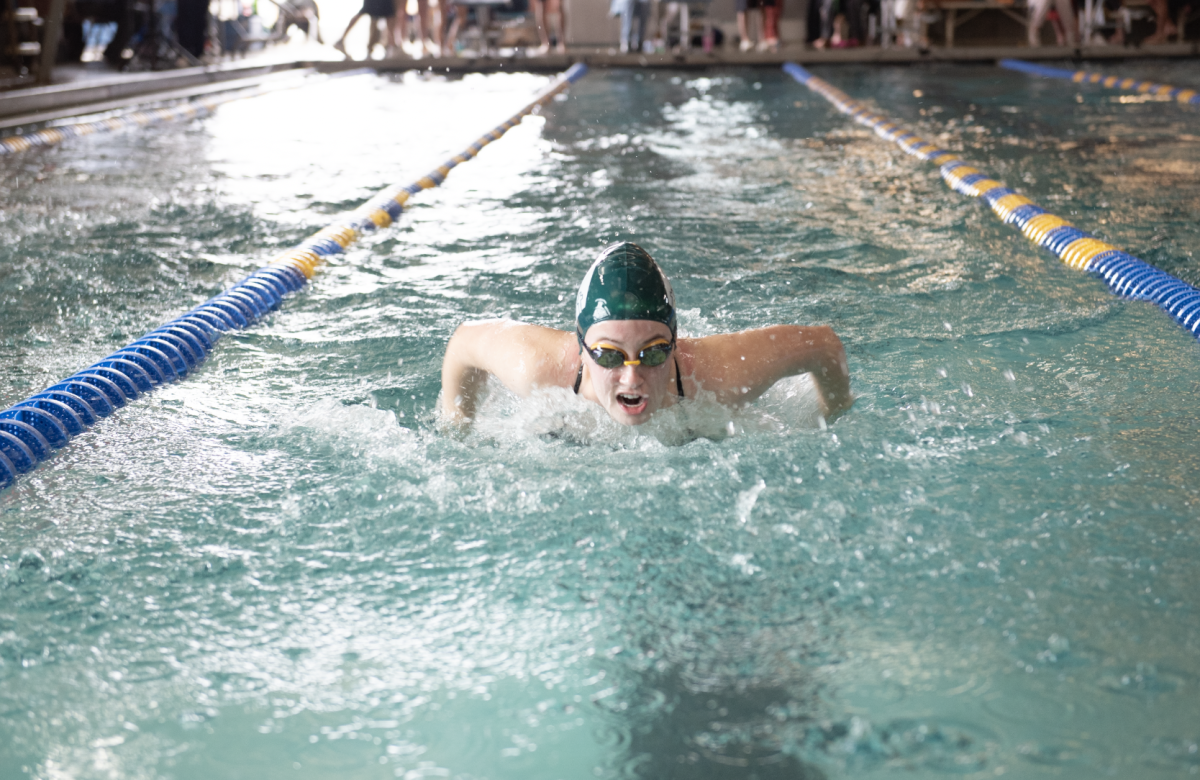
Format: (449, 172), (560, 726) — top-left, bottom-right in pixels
(350, 40), (1199, 73)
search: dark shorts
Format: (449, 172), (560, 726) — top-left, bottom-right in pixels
(361, 0), (395, 18)
(736, 0), (778, 11)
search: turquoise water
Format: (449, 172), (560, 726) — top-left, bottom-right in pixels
(2, 62), (1199, 779)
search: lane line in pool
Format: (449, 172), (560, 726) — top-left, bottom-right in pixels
(0, 63), (588, 490)
(782, 62), (1200, 344)
(0, 68), (372, 157)
(998, 59), (1200, 106)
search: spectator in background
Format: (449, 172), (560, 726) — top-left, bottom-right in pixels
(738, 0), (781, 49)
(333, 0), (397, 57)
(761, 0), (781, 49)
(441, 0), (463, 52)
(408, 0), (437, 55)
(815, 0), (863, 46)
(275, 0), (322, 42)
(736, 0), (761, 49)
(1144, 0), (1187, 41)
(1027, 0), (1077, 45)
(613, 0), (651, 51)
(532, 0), (567, 52)
(658, 0), (716, 51)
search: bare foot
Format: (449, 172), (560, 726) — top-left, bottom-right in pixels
(1144, 21), (1177, 43)
(333, 39), (351, 59)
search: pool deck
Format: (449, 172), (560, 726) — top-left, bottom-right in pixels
(1, 41), (1196, 128)
(365, 40), (1200, 73)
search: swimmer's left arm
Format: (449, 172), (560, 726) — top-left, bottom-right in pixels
(440, 320), (576, 426)
(686, 325), (853, 420)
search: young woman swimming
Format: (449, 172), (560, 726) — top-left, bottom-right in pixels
(440, 242), (853, 427)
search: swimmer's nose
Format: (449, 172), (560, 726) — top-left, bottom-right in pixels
(618, 363), (642, 382)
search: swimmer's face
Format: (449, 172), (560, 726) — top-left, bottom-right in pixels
(582, 320), (676, 426)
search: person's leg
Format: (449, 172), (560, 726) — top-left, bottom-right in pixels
(310, 6), (323, 42)
(532, 0), (552, 50)
(634, 0), (649, 48)
(383, 13), (400, 54)
(1144, 0), (1177, 40)
(414, 0), (432, 51)
(736, 0), (753, 47)
(334, 10), (365, 56)
(368, 16), (382, 56)
(442, 0), (460, 50)
(660, 1), (678, 45)
(816, 0), (834, 45)
(1027, 0), (1048, 44)
(1056, 0), (1077, 45)
(398, 0), (412, 51)
(552, 0), (567, 51)
(619, 0), (634, 50)
(845, 0), (865, 41)
(763, 0), (781, 45)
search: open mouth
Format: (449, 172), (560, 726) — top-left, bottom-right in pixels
(616, 393), (647, 413)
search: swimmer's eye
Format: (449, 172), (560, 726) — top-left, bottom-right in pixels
(587, 339), (673, 369)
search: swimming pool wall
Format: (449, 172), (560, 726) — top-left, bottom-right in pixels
(0, 63), (588, 490)
(783, 61), (1200, 347)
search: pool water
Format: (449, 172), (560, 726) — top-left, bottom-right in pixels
(2, 62), (1199, 779)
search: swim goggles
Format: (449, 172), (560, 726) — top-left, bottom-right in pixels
(586, 338), (674, 369)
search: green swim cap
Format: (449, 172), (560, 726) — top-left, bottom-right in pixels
(575, 242), (676, 345)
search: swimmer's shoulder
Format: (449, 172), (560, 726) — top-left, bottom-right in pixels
(522, 323), (581, 390)
(456, 319), (580, 392)
(674, 326), (804, 403)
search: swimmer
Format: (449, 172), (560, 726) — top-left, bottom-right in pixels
(440, 242), (852, 428)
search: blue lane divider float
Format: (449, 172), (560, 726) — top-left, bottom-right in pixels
(998, 58), (1200, 105)
(0, 63), (588, 491)
(783, 62), (1200, 343)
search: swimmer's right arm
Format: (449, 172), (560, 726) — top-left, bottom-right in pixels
(440, 320), (576, 425)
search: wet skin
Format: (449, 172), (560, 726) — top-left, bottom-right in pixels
(440, 317), (852, 428)
(577, 320), (679, 426)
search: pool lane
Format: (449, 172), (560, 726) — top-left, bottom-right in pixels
(0, 64), (588, 490)
(784, 61), (1200, 347)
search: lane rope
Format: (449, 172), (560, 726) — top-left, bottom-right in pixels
(2, 98), (226, 156)
(999, 58), (1200, 106)
(782, 62), (1200, 343)
(0, 63), (588, 490)
(0, 69), (370, 157)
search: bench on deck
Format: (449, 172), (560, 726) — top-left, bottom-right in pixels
(927, 0), (1030, 46)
